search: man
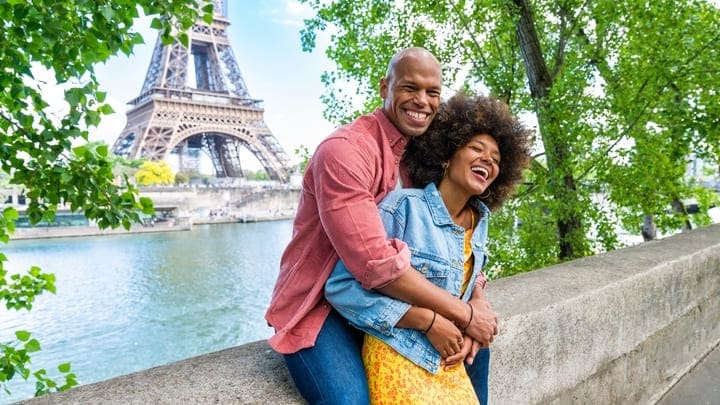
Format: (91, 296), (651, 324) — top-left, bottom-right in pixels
(265, 47), (498, 404)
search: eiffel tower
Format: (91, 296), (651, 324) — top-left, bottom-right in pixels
(112, 0), (292, 182)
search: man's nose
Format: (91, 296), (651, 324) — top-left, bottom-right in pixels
(413, 90), (429, 106)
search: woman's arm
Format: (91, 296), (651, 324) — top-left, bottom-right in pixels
(325, 259), (411, 336)
(399, 306), (464, 358)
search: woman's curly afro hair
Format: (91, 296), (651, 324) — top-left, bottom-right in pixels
(403, 92), (532, 211)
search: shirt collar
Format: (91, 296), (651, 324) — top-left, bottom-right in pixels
(373, 108), (406, 149)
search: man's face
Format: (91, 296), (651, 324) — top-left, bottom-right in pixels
(380, 54), (442, 138)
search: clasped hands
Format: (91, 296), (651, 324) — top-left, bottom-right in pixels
(425, 299), (497, 370)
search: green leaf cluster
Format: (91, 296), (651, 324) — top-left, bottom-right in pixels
(1, 330), (76, 396)
(294, 145), (313, 174)
(0, 0), (212, 398)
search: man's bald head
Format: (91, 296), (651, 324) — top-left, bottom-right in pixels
(380, 47), (443, 138)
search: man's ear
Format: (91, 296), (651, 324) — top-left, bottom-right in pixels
(379, 77), (388, 100)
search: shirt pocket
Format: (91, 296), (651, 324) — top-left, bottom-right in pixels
(410, 254), (454, 290)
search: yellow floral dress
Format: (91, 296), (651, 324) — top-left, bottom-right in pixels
(362, 220), (479, 404)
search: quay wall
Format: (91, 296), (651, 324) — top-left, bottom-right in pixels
(139, 186), (301, 218)
(16, 224), (720, 404)
(8, 187), (300, 240)
(10, 217), (193, 240)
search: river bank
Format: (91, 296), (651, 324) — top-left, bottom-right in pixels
(6, 186), (300, 241)
(10, 211), (296, 241)
(10, 217), (194, 241)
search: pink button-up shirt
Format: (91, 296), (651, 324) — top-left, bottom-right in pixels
(265, 109), (412, 354)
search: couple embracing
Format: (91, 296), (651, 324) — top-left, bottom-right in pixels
(265, 47), (532, 404)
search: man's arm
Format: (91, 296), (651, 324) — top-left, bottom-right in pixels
(313, 139), (410, 289)
(326, 260), (464, 356)
(313, 139), (496, 342)
(325, 259), (411, 336)
(378, 269), (497, 345)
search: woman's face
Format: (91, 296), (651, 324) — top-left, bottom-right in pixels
(444, 133), (500, 198)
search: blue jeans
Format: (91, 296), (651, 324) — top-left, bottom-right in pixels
(283, 309), (490, 405)
(467, 346), (490, 404)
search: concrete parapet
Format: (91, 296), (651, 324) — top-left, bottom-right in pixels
(16, 224), (720, 404)
(486, 223), (720, 404)
(15, 341), (303, 405)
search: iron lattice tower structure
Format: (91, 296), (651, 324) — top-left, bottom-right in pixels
(112, 0), (292, 182)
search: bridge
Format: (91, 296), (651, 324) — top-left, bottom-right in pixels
(14, 223), (719, 404)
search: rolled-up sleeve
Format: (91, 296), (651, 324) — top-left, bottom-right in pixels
(313, 137), (410, 290)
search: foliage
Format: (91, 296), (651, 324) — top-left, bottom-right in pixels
(174, 171), (190, 185)
(0, 172), (10, 189)
(294, 145), (313, 174)
(1, 330), (77, 397)
(175, 170), (206, 185)
(135, 161), (175, 186)
(0, 0), (212, 398)
(109, 149), (145, 184)
(298, 0), (720, 276)
(249, 170), (270, 181)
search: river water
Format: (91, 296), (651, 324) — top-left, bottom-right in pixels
(0, 220), (292, 404)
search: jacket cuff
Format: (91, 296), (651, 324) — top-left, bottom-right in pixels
(373, 300), (412, 336)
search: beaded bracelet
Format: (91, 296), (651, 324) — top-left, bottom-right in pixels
(422, 311), (437, 334)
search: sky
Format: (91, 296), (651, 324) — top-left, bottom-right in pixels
(91, 0), (337, 169)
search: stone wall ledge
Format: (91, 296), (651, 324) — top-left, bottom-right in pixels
(16, 224), (720, 404)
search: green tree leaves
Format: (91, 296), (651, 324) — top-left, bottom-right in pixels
(0, 0), (211, 398)
(1, 330), (77, 396)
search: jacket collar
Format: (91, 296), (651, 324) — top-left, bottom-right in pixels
(422, 182), (490, 227)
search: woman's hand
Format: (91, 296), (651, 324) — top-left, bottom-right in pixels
(442, 336), (473, 369)
(425, 313), (464, 359)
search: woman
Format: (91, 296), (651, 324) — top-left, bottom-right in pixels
(325, 92), (532, 404)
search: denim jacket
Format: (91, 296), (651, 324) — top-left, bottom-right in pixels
(325, 182), (490, 373)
